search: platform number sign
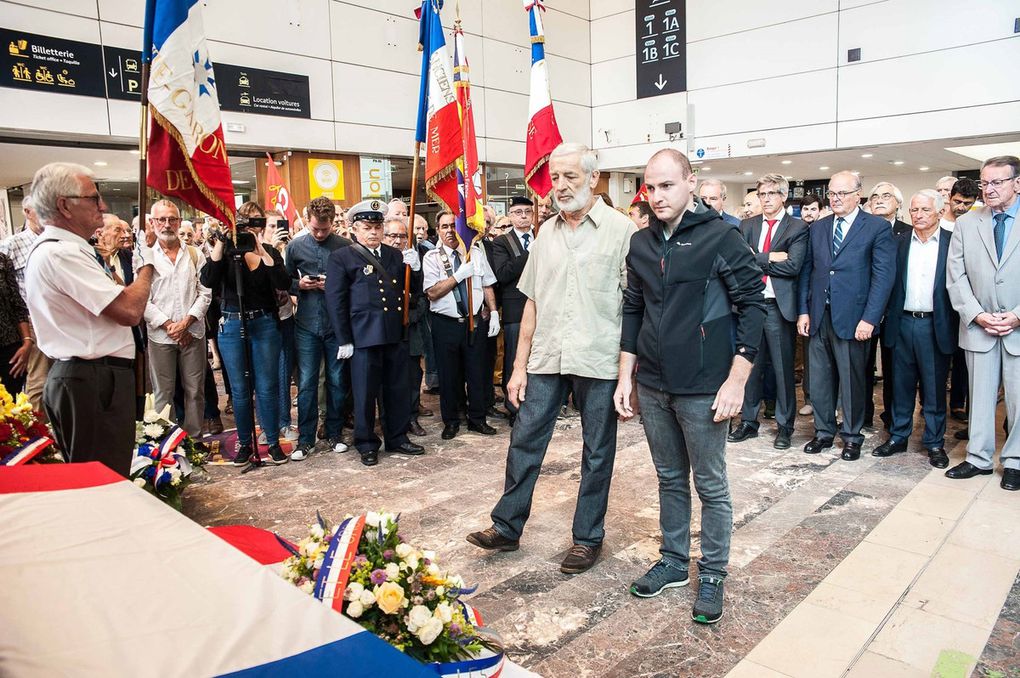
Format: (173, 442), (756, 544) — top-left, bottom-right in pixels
(635, 0), (686, 99)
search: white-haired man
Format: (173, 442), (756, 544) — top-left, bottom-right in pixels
(698, 178), (740, 226)
(24, 162), (157, 477)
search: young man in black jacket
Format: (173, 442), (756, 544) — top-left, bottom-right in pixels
(614, 149), (766, 624)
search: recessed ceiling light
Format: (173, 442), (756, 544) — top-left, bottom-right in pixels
(819, 166), (829, 171)
(128, 149), (140, 155)
(94, 161), (108, 167)
(893, 160), (904, 165)
(784, 176), (793, 180)
(861, 153), (873, 158)
(781, 160), (792, 165)
(743, 171), (753, 176)
(919, 166), (930, 171)
(701, 166), (711, 171)
(231, 180), (249, 185)
(851, 170), (860, 175)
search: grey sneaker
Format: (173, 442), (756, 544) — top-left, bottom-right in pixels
(290, 443), (313, 461)
(692, 576), (724, 624)
(629, 560), (689, 598)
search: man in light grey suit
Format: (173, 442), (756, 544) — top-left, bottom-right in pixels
(946, 155), (1020, 490)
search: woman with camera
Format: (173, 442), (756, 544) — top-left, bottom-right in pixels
(201, 202), (291, 466)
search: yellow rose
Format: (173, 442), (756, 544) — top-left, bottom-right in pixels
(373, 581), (407, 615)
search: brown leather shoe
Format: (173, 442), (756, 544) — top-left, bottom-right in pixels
(466, 527), (519, 551)
(417, 406), (434, 417)
(560, 543), (601, 574)
(408, 419), (426, 437)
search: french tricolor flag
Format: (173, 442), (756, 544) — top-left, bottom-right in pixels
(523, 1), (563, 199)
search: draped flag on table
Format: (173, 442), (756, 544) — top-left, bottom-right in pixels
(144, 0), (235, 228)
(415, 0), (462, 215)
(264, 153), (297, 224)
(523, 0), (563, 198)
(453, 20), (485, 252)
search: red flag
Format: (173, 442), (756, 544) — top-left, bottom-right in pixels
(264, 154), (296, 224)
(145, 0), (235, 228)
(631, 184), (650, 205)
(524, 1), (562, 198)
(454, 21), (485, 246)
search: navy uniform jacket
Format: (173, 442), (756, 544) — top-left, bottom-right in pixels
(325, 244), (409, 348)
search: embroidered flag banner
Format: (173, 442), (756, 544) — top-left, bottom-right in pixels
(264, 153), (297, 224)
(523, 0), (563, 198)
(145, 0), (235, 228)
(453, 20), (485, 251)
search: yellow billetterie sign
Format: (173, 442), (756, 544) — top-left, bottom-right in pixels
(308, 159), (345, 200)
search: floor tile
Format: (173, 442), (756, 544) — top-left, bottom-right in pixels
(801, 581), (898, 626)
(823, 541), (928, 599)
(902, 543), (1020, 631)
(920, 467), (994, 493)
(725, 659), (792, 677)
(868, 606), (990, 674)
(864, 508), (954, 556)
(895, 482), (973, 520)
(845, 651), (927, 677)
(948, 499), (1020, 560)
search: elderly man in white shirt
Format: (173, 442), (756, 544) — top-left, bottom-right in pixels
(144, 200), (211, 437)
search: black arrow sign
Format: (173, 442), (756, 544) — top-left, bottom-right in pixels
(635, 0), (686, 99)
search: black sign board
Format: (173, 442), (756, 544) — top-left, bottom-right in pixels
(635, 0), (686, 99)
(216, 63), (311, 119)
(103, 46), (144, 100)
(1, 27), (106, 98)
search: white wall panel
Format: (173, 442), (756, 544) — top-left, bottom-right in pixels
(482, 1), (533, 49)
(590, 56), (634, 107)
(837, 41), (1020, 122)
(481, 40), (530, 95)
(31, 0), (97, 18)
(0, 90), (110, 136)
(590, 0), (629, 21)
(590, 10), (633, 64)
(547, 54), (591, 106)
(2, 2), (100, 42)
(689, 123), (838, 165)
(686, 13), (837, 90)
(202, 0), (332, 60)
(837, 102), (1020, 149)
(98, 0), (143, 25)
(555, 101), (593, 148)
(592, 92), (687, 151)
(218, 115), (335, 152)
(332, 63), (418, 129)
(482, 89), (528, 142)
(330, 3), (420, 76)
(688, 69), (838, 138)
(838, 0), (1018, 63)
(542, 8), (591, 63)
(553, 0), (590, 20)
(334, 122), (413, 157)
(484, 137), (526, 167)
(687, 0), (837, 42)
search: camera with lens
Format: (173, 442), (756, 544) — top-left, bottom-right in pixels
(233, 216), (265, 253)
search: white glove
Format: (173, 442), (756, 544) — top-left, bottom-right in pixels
(402, 248), (421, 271)
(135, 242), (158, 270)
(337, 344), (354, 360)
(453, 260), (475, 282)
(487, 310), (500, 338)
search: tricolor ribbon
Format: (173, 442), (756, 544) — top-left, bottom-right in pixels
(313, 515), (366, 613)
(0, 437), (54, 467)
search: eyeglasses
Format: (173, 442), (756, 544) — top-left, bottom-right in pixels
(907, 207), (935, 214)
(384, 233), (407, 240)
(756, 190), (784, 199)
(825, 189), (859, 200)
(509, 209), (533, 217)
(64, 194), (103, 207)
(151, 216), (181, 226)
(870, 193), (895, 202)
(977, 176), (1017, 190)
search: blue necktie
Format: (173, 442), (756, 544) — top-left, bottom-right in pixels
(522, 233), (531, 251)
(832, 217), (845, 258)
(452, 250), (469, 317)
(993, 213), (1007, 260)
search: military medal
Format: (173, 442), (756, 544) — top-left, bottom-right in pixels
(363, 264), (374, 275)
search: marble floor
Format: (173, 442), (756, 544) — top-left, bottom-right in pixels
(186, 392), (1020, 677)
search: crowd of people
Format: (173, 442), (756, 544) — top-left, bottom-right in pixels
(2, 144), (1017, 627)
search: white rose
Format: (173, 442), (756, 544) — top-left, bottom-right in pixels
(347, 600), (364, 618)
(365, 511), (380, 529)
(385, 562), (400, 580)
(359, 589), (376, 607)
(310, 524), (325, 540)
(299, 581), (314, 595)
(423, 550), (436, 562)
(133, 478), (147, 488)
(407, 604), (432, 632)
(435, 586), (445, 597)
(416, 617), (444, 645)
(395, 543), (413, 559)
(427, 563), (440, 577)
(313, 556), (324, 571)
(345, 582), (364, 601)
(434, 602), (453, 624)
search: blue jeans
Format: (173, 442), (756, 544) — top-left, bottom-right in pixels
(277, 317), (296, 428)
(637, 385), (731, 580)
(218, 314), (281, 446)
(295, 325), (344, 446)
(490, 373), (618, 546)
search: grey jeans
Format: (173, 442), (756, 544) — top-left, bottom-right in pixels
(638, 384), (732, 580)
(490, 373), (618, 546)
(149, 338), (207, 437)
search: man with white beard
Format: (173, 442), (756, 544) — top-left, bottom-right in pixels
(467, 143), (637, 576)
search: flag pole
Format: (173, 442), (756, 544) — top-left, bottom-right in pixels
(134, 0), (155, 420)
(403, 142), (422, 328)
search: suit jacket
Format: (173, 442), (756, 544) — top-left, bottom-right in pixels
(325, 244), (409, 348)
(739, 214), (808, 323)
(798, 210), (898, 341)
(881, 228), (957, 356)
(481, 238), (501, 308)
(948, 206), (1020, 355)
(891, 219), (912, 239)
(490, 229), (531, 324)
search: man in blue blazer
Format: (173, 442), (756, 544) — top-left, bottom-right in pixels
(874, 190), (957, 468)
(797, 171), (897, 460)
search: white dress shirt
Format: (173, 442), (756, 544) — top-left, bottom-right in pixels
(144, 242), (212, 344)
(513, 227), (534, 251)
(832, 206), (860, 241)
(757, 215), (782, 299)
(939, 217), (955, 233)
(24, 226), (135, 360)
(422, 243), (496, 318)
(903, 229), (941, 313)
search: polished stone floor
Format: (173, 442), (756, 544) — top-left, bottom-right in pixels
(186, 390), (1020, 677)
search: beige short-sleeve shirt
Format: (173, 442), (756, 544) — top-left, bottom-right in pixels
(518, 197), (637, 380)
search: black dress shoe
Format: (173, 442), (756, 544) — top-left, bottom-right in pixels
(727, 423), (759, 443)
(950, 408), (967, 422)
(1001, 468), (1020, 491)
(927, 447), (949, 469)
(387, 441), (425, 455)
(945, 461), (993, 479)
(804, 437), (834, 454)
(841, 442), (862, 461)
(467, 421), (497, 435)
(360, 449), (379, 466)
(872, 438), (907, 457)
(954, 428), (969, 440)
(408, 420), (426, 437)
(486, 407), (507, 419)
(441, 423), (459, 440)
(774, 430), (791, 450)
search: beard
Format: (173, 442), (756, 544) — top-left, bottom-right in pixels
(553, 183), (592, 213)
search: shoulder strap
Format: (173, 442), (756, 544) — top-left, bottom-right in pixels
(187, 245), (200, 269)
(505, 232), (522, 258)
(351, 243), (386, 274)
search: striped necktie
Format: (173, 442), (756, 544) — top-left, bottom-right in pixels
(832, 217), (845, 257)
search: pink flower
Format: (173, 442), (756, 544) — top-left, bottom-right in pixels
(370, 568), (388, 586)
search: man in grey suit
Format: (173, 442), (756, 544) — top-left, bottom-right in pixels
(728, 174), (808, 450)
(946, 155), (1020, 490)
